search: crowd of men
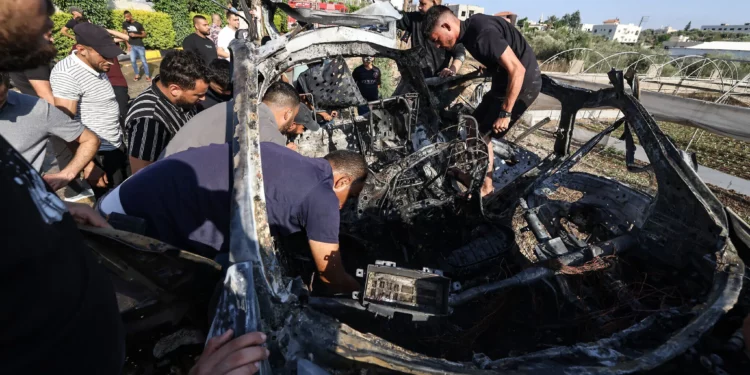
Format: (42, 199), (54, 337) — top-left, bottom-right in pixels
(2, 0), (665, 374)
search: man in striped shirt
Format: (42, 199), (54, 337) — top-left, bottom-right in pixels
(51, 23), (128, 197)
(125, 50), (209, 173)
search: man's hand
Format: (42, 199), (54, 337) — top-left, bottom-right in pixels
(286, 142), (299, 151)
(438, 66), (457, 78)
(43, 171), (76, 191)
(84, 164), (109, 188)
(317, 111), (333, 122)
(493, 116), (511, 134)
(189, 330), (269, 375)
(65, 202), (111, 228)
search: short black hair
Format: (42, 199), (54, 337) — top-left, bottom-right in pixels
(421, 5), (453, 36)
(325, 150), (368, 181)
(208, 59), (231, 90)
(226, 11), (238, 20)
(262, 81), (300, 109)
(123, 10), (131, 16)
(0, 73), (10, 88)
(159, 50), (211, 90)
(193, 15), (207, 25)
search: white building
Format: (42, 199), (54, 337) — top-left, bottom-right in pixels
(668, 41), (750, 59)
(654, 26), (677, 34)
(580, 24), (594, 32)
(591, 23), (642, 44)
(446, 4), (484, 21)
(662, 35), (698, 48)
(701, 23), (750, 34)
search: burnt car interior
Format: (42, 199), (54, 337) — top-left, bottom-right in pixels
(77, 1), (750, 374)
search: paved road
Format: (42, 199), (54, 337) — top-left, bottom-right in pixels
(117, 56), (162, 99)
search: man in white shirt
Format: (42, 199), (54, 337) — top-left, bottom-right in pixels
(217, 11), (240, 61)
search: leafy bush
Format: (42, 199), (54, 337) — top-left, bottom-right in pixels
(51, 12), (76, 61)
(188, 0), (222, 14)
(153, 0), (192, 45)
(274, 8), (289, 33)
(374, 58), (396, 98)
(52, 0), (113, 28)
(110, 10), (177, 50)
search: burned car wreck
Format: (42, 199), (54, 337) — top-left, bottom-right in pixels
(80, 1), (750, 374)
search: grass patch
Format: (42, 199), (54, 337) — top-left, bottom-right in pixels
(576, 119), (750, 180)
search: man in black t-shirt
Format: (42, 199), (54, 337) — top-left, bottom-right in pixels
(183, 15), (218, 66)
(122, 10), (150, 81)
(60, 6), (84, 40)
(352, 57), (381, 116)
(423, 6), (542, 197)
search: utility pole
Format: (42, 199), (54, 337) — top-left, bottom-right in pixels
(638, 16), (650, 27)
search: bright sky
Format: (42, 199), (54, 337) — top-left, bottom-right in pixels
(447, 0), (750, 30)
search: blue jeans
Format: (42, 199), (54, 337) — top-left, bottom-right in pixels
(129, 45), (150, 77)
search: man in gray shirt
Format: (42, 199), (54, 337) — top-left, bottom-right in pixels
(0, 73), (100, 191)
(161, 82), (305, 158)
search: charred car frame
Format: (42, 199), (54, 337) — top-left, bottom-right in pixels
(82, 1), (750, 374)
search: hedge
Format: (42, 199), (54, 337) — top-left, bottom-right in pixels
(153, 0), (192, 46)
(51, 13), (77, 61)
(110, 10), (176, 50)
(52, 0), (113, 29)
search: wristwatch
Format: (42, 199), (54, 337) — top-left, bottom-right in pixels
(498, 110), (512, 119)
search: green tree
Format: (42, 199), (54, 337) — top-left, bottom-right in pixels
(188, 0), (222, 14)
(567, 10), (581, 30)
(517, 17), (529, 28)
(153, 0), (191, 45)
(684, 21), (692, 31)
(51, 0), (112, 28)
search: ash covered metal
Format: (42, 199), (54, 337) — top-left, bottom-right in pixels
(86, 2), (750, 374)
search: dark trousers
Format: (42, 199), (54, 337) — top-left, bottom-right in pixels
(92, 147), (129, 199)
(112, 85), (130, 134)
(473, 66), (542, 138)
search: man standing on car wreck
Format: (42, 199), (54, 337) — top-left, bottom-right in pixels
(423, 6), (542, 197)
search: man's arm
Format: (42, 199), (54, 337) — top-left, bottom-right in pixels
(217, 32), (231, 58)
(396, 11), (413, 31)
(308, 240), (360, 293)
(493, 46), (526, 133)
(50, 70), (81, 118)
(107, 29), (129, 42)
(43, 129), (100, 190)
(60, 26), (75, 40)
(129, 157), (153, 174)
(54, 97), (78, 118)
(127, 117), (170, 174)
(122, 28), (131, 51)
(29, 80), (54, 104)
(130, 24), (147, 39)
(440, 44), (466, 77)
